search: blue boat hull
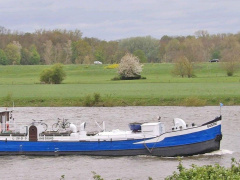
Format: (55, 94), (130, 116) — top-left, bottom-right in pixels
(0, 125), (222, 156)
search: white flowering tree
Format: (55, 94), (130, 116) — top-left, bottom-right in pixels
(118, 53), (143, 79)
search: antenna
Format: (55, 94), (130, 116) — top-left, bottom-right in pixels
(220, 103), (223, 115)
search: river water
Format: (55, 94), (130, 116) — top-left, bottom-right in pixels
(0, 106), (239, 180)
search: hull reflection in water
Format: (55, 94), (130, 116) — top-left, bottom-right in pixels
(0, 109), (222, 156)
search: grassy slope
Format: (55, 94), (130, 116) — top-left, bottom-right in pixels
(0, 63), (239, 106)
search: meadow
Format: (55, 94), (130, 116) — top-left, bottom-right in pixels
(0, 63), (240, 107)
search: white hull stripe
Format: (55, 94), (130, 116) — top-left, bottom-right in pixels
(135, 121), (221, 144)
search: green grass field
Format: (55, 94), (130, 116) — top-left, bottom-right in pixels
(0, 63), (240, 107)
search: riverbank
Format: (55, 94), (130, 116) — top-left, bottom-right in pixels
(1, 91), (240, 107)
(0, 63), (239, 107)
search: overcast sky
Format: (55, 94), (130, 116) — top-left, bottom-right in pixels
(0, 0), (239, 41)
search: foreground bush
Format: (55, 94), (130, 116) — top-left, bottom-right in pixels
(92, 158), (240, 180)
(166, 158), (240, 180)
(59, 158), (240, 179)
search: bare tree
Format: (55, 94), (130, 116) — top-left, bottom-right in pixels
(64, 40), (72, 64)
(165, 39), (182, 62)
(172, 56), (194, 78)
(220, 36), (240, 76)
(43, 40), (53, 64)
(183, 38), (205, 62)
(194, 30), (209, 38)
(53, 43), (62, 63)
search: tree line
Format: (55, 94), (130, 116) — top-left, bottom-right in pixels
(0, 26), (240, 65)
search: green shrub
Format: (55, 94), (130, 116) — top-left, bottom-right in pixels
(92, 171), (104, 180)
(227, 71), (233, 76)
(51, 64), (66, 84)
(120, 75), (141, 80)
(83, 93), (102, 106)
(166, 158), (240, 180)
(40, 68), (53, 84)
(112, 75), (146, 80)
(40, 64), (66, 84)
(183, 97), (207, 106)
(111, 76), (120, 81)
(1, 92), (14, 107)
(93, 93), (101, 103)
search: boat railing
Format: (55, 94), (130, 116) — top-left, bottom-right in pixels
(0, 122), (28, 135)
(201, 115), (222, 126)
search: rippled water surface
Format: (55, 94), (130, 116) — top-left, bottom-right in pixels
(0, 106), (239, 180)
